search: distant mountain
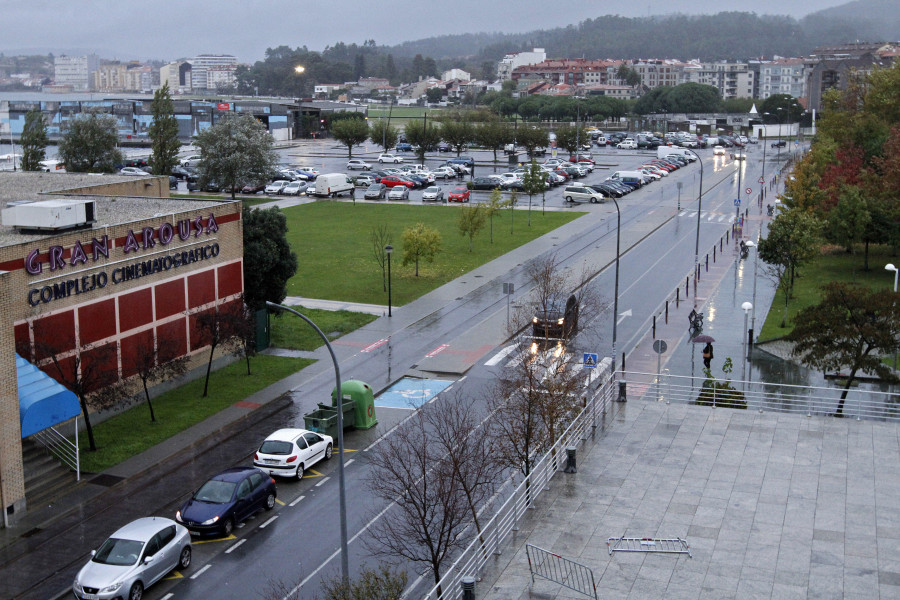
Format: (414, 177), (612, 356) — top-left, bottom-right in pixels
(803, 0), (900, 44)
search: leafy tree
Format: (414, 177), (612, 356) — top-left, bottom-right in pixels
(788, 283), (900, 416)
(242, 206), (299, 311)
(401, 222), (441, 276)
(369, 120), (398, 150)
(57, 111), (124, 173)
(824, 187), (871, 253)
(616, 64), (642, 87)
(148, 82), (180, 176)
(439, 120), (475, 156)
(759, 94), (805, 124)
(20, 108), (48, 171)
(516, 126), (549, 159)
(553, 124), (586, 156)
(331, 118), (370, 158)
(473, 121), (514, 162)
(404, 119), (441, 165)
(522, 160), (545, 226)
(484, 187), (506, 243)
(195, 113), (278, 200)
(425, 87), (444, 103)
(457, 203), (486, 251)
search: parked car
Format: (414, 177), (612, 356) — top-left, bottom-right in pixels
(438, 142), (452, 152)
(354, 174), (376, 186)
(472, 177), (502, 190)
(378, 153), (404, 164)
(449, 156), (475, 168)
(241, 182), (267, 194)
(563, 185), (605, 204)
(448, 185), (471, 202)
(380, 175), (415, 189)
(120, 167), (150, 176)
(72, 517), (192, 600)
(771, 140), (786, 148)
(265, 180), (289, 195)
(171, 165), (194, 180)
(347, 159), (372, 170)
(533, 293), (579, 341)
(422, 186), (445, 202)
(617, 139), (638, 150)
(282, 181), (309, 196)
(432, 166), (457, 180)
(176, 467), (276, 536)
(364, 183), (388, 199)
(169, 175), (178, 190)
(395, 142), (413, 152)
(293, 168), (319, 181)
(181, 155), (202, 167)
(388, 185), (410, 201)
(253, 429), (333, 480)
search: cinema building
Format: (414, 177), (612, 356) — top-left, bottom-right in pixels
(0, 172), (243, 526)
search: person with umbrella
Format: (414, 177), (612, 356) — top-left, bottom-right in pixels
(702, 342), (714, 369)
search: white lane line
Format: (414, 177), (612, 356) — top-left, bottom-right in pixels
(485, 344), (517, 366)
(344, 458), (355, 466)
(289, 495), (305, 507)
(225, 539), (246, 554)
(161, 594), (174, 600)
(315, 476), (331, 487)
(259, 516), (278, 529)
(191, 564), (212, 580)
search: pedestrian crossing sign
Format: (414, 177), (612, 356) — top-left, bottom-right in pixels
(583, 353), (598, 368)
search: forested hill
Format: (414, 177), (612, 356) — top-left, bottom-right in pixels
(386, 4), (899, 62)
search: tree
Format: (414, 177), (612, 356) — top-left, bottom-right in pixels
(369, 120), (398, 150)
(331, 117), (370, 158)
(57, 111), (124, 173)
(20, 108), (48, 171)
(825, 187), (871, 253)
(148, 82), (181, 176)
(474, 121), (515, 163)
(788, 282), (900, 416)
(457, 203), (486, 251)
(401, 222), (441, 276)
(439, 120), (474, 156)
(122, 333), (189, 422)
(320, 565), (408, 600)
(553, 124), (586, 156)
(242, 206), (299, 311)
(195, 301), (252, 397)
(371, 224), (392, 292)
(616, 64), (642, 87)
(522, 160), (545, 226)
(484, 187), (506, 243)
(195, 113), (279, 200)
(404, 119), (441, 164)
(516, 126), (549, 159)
(425, 87), (444, 103)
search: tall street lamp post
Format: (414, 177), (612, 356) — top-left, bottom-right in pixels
(741, 301), (753, 386)
(686, 149), (704, 279)
(776, 107), (785, 163)
(265, 302), (349, 584)
(886, 263), (898, 368)
(611, 198), (621, 373)
(745, 239), (759, 346)
(761, 112), (770, 187)
(385, 245), (393, 317)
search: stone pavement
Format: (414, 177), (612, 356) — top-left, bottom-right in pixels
(479, 399), (900, 600)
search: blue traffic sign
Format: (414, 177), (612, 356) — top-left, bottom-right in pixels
(583, 353), (598, 368)
(733, 198), (741, 206)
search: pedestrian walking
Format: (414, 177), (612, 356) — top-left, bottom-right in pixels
(703, 342), (714, 369)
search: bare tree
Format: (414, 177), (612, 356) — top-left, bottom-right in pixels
(365, 411), (471, 595)
(194, 300), (251, 397)
(122, 333), (189, 422)
(260, 565), (407, 600)
(371, 225), (393, 291)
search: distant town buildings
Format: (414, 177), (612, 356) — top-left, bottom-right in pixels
(496, 48), (547, 81)
(53, 54), (98, 91)
(187, 54), (238, 91)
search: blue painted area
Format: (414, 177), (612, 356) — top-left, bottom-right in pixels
(17, 354), (80, 438)
(376, 377), (454, 410)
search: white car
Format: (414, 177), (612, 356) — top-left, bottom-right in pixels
(253, 428), (333, 480)
(73, 517), (191, 600)
(378, 153), (403, 164)
(120, 167), (150, 176)
(639, 169), (661, 181)
(181, 155), (202, 167)
(498, 173), (522, 186)
(564, 184), (605, 204)
(282, 181), (308, 196)
(713, 145), (726, 156)
(617, 139), (638, 150)
(347, 159), (372, 170)
(265, 180), (289, 194)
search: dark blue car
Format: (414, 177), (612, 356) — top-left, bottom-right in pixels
(396, 142), (413, 152)
(176, 467), (276, 537)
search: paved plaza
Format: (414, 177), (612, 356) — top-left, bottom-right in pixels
(479, 399), (900, 599)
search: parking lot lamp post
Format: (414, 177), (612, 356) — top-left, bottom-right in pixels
(886, 263), (899, 368)
(612, 198), (621, 373)
(386, 245), (393, 317)
(265, 302), (349, 584)
(745, 240), (759, 345)
(294, 65), (305, 98)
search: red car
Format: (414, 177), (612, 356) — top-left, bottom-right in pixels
(553, 169), (571, 181)
(448, 185), (471, 202)
(380, 175), (415, 189)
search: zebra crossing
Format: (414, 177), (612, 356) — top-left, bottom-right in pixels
(484, 343), (612, 390)
(679, 209), (733, 222)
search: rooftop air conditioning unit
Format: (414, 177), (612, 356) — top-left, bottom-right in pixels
(2, 199), (97, 232)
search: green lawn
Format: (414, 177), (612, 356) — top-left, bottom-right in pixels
(270, 307), (378, 350)
(367, 106), (431, 119)
(280, 202), (583, 305)
(78, 355), (311, 473)
(758, 246), (898, 341)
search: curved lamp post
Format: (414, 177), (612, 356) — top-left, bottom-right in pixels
(265, 301), (349, 584)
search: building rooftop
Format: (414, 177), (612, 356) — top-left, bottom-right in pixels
(0, 172), (225, 247)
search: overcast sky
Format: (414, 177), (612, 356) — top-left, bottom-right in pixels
(4, 0), (848, 63)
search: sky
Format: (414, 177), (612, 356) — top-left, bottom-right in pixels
(3, 0), (850, 63)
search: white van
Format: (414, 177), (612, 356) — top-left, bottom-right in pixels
(314, 173), (355, 197)
(658, 147), (696, 161)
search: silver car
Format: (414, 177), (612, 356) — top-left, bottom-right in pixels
(422, 186), (444, 202)
(388, 185), (410, 201)
(73, 517), (191, 600)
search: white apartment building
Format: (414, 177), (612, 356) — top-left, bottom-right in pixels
(188, 54), (237, 90)
(682, 60), (754, 99)
(497, 48), (547, 81)
(441, 68), (471, 82)
(631, 60), (685, 89)
(53, 54), (98, 91)
(759, 58), (807, 99)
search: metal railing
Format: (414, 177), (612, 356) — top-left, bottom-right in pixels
(526, 544), (598, 599)
(621, 370), (900, 422)
(422, 365), (618, 600)
(31, 419), (80, 481)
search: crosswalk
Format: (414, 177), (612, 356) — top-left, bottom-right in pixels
(484, 343), (612, 389)
(678, 209), (737, 222)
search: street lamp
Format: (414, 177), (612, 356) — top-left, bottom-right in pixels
(385, 245), (393, 317)
(761, 112), (770, 187)
(887, 263), (898, 368)
(741, 301), (753, 385)
(745, 240), (759, 346)
(611, 198), (621, 374)
(776, 107), (785, 162)
(686, 149), (704, 279)
(265, 302), (349, 584)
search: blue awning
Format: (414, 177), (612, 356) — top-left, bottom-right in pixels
(17, 354), (80, 438)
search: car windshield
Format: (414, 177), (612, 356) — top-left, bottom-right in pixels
(453, 187), (467, 192)
(259, 440), (293, 455)
(425, 187), (438, 192)
(93, 537), (145, 566)
(194, 479), (237, 503)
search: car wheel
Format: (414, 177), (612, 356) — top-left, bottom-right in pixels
(295, 463), (305, 481)
(179, 546), (192, 570)
(128, 582), (144, 600)
(325, 443), (333, 460)
(590, 197), (598, 204)
(565, 196), (573, 203)
(222, 517), (234, 537)
(264, 492), (275, 511)
(379, 159), (384, 163)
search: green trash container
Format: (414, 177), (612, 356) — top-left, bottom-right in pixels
(331, 380), (377, 429)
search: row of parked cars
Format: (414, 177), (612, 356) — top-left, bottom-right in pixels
(73, 428), (334, 600)
(562, 150), (695, 204)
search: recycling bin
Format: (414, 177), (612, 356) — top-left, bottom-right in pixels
(331, 380), (377, 429)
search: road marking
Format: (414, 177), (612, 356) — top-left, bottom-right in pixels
(225, 539), (246, 554)
(191, 564), (212, 580)
(259, 516), (278, 529)
(425, 344), (449, 358)
(361, 338), (388, 352)
(192, 534), (236, 544)
(301, 468), (324, 479)
(161, 595), (174, 600)
(345, 458), (355, 466)
(485, 344), (517, 366)
(289, 495), (305, 507)
(275, 498), (285, 506)
(315, 476), (331, 487)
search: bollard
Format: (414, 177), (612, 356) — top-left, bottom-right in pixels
(652, 315), (656, 338)
(564, 446), (577, 473)
(617, 380), (627, 403)
(676, 287), (680, 305)
(685, 276), (689, 296)
(726, 230), (730, 244)
(705, 255), (709, 271)
(665, 300), (669, 322)
(720, 238), (723, 252)
(713, 246), (716, 261)
(461, 577), (475, 600)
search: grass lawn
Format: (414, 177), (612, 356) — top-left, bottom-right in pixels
(269, 307), (378, 350)
(758, 245), (898, 341)
(78, 355), (311, 473)
(280, 202), (583, 306)
(367, 107), (431, 119)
